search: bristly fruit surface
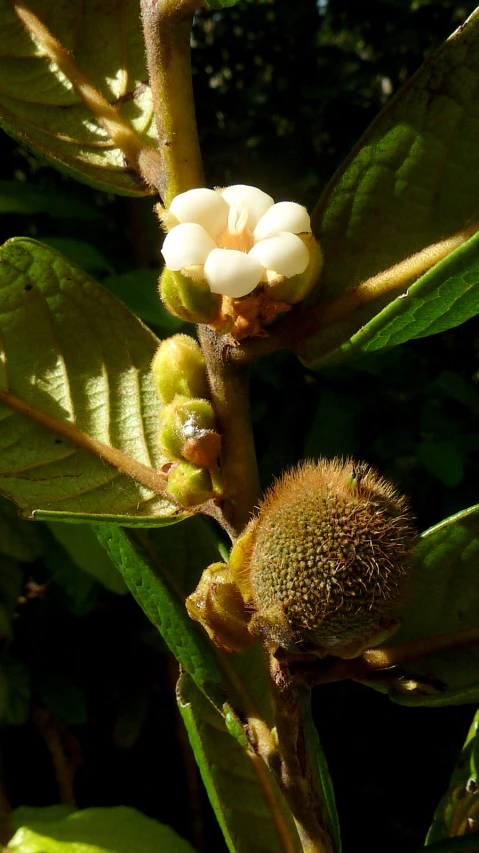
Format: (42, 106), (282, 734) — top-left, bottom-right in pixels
(239, 459), (416, 657)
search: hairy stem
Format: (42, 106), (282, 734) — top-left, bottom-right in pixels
(140, 0), (205, 205)
(198, 326), (261, 536)
(269, 659), (336, 853)
(236, 220), (479, 366)
(288, 626), (479, 688)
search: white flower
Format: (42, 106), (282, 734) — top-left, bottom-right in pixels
(161, 185), (312, 299)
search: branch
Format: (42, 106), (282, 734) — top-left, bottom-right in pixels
(237, 220), (479, 365)
(198, 326), (261, 536)
(140, 0), (205, 205)
(268, 658), (337, 853)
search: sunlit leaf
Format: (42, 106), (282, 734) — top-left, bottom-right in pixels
(364, 504), (479, 706)
(178, 672), (302, 853)
(426, 707), (479, 844)
(299, 230), (479, 369)
(312, 8), (479, 300)
(0, 238), (182, 526)
(8, 806), (197, 853)
(0, 1), (157, 196)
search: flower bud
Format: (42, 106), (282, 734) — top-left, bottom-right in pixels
(159, 397), (220, 469)
(186, 562), (255, 653)
(166, 461), (215, 507)
(152, 335), (210, 405)
(159, 267), (222, 325)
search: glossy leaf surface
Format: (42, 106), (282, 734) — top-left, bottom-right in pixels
(0, 238), (181, 525)
(8, 805), (196, 853)
(0, 1), (156, 195)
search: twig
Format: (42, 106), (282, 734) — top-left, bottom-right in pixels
(197, 326), (261, 535)
(140, 0), (205, 205)
(268, 659), (336, 853)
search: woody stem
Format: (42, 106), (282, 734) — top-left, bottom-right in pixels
(197, 326), (261, 537)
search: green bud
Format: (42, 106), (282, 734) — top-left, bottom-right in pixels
(166, 461), (214, 507)
(152, 335), (210, 405)
(159, 397), (220, 468)
(267, 233), (323, 304)
(160, 267), (222, 325)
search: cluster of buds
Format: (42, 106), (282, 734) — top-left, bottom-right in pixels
(152, 335), (222, 507)
(158, 185), (322, 340)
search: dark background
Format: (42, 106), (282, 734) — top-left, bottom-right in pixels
(1, 1), (479, 851)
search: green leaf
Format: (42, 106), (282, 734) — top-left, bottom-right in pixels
(426, 707), (479, 844)
(312, 8), (479, 300)
(8, 806), (197, 853)
(0, 181), (107, 222)
(96, 521), (335, 853)
(94, 522), (230, 711)
(0, 2), (157, 196)
(177, 672), (302, 853)
(299, 230), (479, 369)
(364, 504), (479, 706)
(46, 523), (127, 595)
(0, 238), (183, 526)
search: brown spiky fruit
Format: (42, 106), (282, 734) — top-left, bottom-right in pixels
(230, 459), (416, 658)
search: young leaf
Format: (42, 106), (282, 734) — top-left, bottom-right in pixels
(8, 805), (197, 853)
(312, 8), (479, 301)
(178, 672), (302, 853)
(362, 504), (479, 706)
(426, 706), (479, 844)
(298, 229), (479, 369)
(0, 1), (159, 196)
(0, 238), (182, 526)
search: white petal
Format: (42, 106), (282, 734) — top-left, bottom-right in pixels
(253, 202), (311, 240)
(169, 188), (229, 238)
(162, 223), (216, 271)
(249, 232), (309, 278)
(220, 185), (274, 231)
(204, 249), (264, 298)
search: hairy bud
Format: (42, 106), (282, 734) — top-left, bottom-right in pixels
(159, 397), (220, 469)
(152, 335), (210, 405)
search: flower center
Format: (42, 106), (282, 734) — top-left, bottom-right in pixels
(216, 202), (255, 252)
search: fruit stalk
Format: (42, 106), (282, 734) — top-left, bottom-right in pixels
(269, 658), (337, 853)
